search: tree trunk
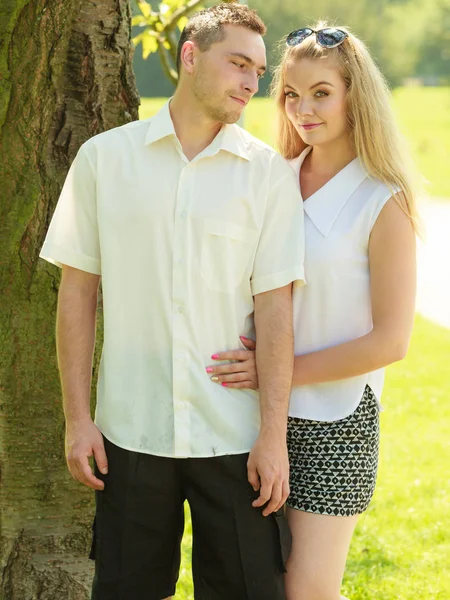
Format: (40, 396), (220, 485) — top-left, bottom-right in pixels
(0, 1), (139, 597)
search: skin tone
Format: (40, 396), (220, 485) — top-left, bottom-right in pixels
(170, 24), (266, 160)
(59, 267), (105, 491)
(59, 26), (291, 600)
(208, 55), (416, 599)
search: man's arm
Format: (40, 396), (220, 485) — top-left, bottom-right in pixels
(58, 265), (106, 490)
(247, 283), (294, 516)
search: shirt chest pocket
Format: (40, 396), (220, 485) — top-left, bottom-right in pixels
(201, 219), (258, 294)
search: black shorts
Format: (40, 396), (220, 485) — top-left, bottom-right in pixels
(90, 437), (291, 600)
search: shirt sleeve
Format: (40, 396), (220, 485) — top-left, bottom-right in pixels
(39, 142), (101, 275)
(251, 157), (306, 296)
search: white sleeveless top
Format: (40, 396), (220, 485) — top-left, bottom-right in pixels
(289, 146), (395, 421)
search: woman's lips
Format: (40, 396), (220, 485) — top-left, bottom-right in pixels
(301, 123), (323, 130)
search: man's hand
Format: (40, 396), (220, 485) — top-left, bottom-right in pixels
(247, 431), (290, 517)
(65, 418), (108, 490)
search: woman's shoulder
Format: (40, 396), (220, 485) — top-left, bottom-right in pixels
(358, 174), (403, 231)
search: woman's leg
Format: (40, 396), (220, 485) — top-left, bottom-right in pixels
(284, 507), (358, 600)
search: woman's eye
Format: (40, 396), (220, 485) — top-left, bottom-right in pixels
(315, 90), (328, 98)
(284, 91), (297, 98)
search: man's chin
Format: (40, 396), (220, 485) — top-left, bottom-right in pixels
(220, 106), (243, 124)
(223, 111), (241, 125)
(208, 109), (241, 125)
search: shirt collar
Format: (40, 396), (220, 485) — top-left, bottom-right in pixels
(145, 100), (250, 161)
(144, 100), (176, 146)
(293, 146), (368, 237)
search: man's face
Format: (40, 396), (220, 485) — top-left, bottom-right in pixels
(191, 25), (266, 124)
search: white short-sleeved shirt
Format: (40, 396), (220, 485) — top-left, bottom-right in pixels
(289, 146), (395, 421)
(40, 101), (306, 458)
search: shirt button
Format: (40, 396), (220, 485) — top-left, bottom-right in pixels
(180, 211), (187, 218)
(177, 305), (184, 313)
(176, 257), (184, 265)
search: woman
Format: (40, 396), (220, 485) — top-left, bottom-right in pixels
(206, 23), (419, 599)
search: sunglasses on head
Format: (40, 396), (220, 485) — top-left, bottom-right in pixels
(286, 27), (348, 49)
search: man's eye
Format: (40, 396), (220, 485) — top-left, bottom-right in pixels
(257, 73), (265, 80)
(233, 62), (245, 69)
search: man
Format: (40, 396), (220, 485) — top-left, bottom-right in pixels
(40, 3), (305, 599)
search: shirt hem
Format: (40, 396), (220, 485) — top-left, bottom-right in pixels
(288, 381), (384, 422)
(99, 429), (253, 459)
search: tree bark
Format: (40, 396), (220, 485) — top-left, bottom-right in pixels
(0, 1), (139, 597)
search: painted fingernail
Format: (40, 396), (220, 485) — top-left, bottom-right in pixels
(240, 336), (248, 340)
(211, 376), (219, 382)
(206, 367), (213, 373)
(211, 354), (219, 359)
(222, 382), (228, 387)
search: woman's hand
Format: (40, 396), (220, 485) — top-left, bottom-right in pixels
(206, 336), (258, 389)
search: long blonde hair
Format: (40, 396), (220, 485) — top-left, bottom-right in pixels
(271, 22), (421, 233)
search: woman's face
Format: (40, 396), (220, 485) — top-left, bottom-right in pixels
(283, 56), (349, 148)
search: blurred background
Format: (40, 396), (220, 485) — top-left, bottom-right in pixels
(133, 0), (450, 96)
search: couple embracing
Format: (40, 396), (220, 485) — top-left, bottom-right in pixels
(40, 3), (417, 599)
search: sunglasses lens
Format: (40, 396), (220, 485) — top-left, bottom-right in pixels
(316, 28), (348, 47)
(286, 28), (314, 47)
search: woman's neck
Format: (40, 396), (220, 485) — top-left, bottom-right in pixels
(305, 138), (356, 178)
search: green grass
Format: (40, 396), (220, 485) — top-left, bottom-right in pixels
(140, 87), (450, 198)
(391, 87), (450, 199)
(341, 315), (450, 599)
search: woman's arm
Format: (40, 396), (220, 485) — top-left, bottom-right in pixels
(207, 195), (416, 389)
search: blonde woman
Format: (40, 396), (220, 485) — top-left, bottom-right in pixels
(207, 24), (419, 599)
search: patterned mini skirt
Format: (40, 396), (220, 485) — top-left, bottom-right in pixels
(287, 385), (380, 516)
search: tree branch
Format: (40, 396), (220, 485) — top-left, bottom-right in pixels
(166, 29), (178, 63)
(157, 41), (178, 86)
(165, 0), (203, 33)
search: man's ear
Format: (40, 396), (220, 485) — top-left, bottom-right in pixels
(180, 40), (197, 75)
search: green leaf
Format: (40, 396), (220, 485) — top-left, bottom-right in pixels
(177, 16), (188, 31)
(158, 3), (171, 24)
(138, 1), (152, 18)
(132, 33), (144, 47)
(166, 0), (184, 8)
(131, 15), (146, 27)
(142, 32), (158, 59)
(159, 2), (171, 14)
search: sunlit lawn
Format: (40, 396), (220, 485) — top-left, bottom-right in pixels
(140, 87), (450, 198)
(138, 90), (450, 598)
